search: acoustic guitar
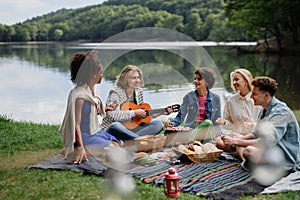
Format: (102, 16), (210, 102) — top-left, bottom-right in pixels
(121, 102), (180, 130)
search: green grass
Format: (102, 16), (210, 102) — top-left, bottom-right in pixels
(0, 114), (299, 200)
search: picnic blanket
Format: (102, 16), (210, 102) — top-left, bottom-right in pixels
(27, 150), (298, 199)
(261, 171), (300, 194)
(129, 158), (265, 199)
(27, 153), (109, 176)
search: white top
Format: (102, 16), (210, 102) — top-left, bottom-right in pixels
(223, 92), (261, 134)
(59, 84), (103, 159)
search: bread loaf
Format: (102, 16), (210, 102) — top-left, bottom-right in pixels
(178, 144), (188, 152)
(202, 143), (218, 153)
(193, 145), (205, 154)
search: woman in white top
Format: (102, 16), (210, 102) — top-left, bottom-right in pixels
(215, 68), (261, 151)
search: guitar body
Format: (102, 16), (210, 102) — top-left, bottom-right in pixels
(121, 102), (153, 130)
(121, 102), (180, 130)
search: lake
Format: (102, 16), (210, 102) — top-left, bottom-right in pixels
(0, 42), (299, 124)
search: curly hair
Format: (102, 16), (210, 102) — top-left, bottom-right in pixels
(70, 51), (102, 84)
(252, 76), (278, 96)
(195, 67), (216, 89)
(115, 65), (144, 89)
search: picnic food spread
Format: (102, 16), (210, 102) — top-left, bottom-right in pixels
(165, 126), (192, 132)
(173, 141), (223, 163)
(133, 152), (158, 166)
(177, 141), (219, 155)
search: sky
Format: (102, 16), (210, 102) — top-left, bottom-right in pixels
(0, 0), (107, 25)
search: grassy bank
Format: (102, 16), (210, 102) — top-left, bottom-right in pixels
(0, 115), (299, 200)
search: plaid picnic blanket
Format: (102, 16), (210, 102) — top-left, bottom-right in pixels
(28, 152), (266, 199)
(130, 158), (265, 199)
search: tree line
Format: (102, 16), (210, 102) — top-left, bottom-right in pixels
(0, 0), (299, 49)
(224, 0), (300, 50)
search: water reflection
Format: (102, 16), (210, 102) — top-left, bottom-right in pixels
(0, 43), (299, 124)
(0, 58), (72, 124)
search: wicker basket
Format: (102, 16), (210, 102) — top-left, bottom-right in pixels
(135, 135), (166, 152)
(172, 147), (223, 163)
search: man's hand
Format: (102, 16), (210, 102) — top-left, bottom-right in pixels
(221, 135), (236, 147)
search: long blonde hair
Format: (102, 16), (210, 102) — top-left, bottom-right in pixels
(115, 65), (144, 89)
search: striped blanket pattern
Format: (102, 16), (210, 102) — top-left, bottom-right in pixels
(130, 159), (253, 196)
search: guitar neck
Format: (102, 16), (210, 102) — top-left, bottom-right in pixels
(147, 108), (166, 115)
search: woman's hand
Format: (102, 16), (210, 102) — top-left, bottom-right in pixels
(134, 109), (147, 118)
(164, 106), (173, 115)
(74, 147), (88, 164)
(105, 100), (118, 112)
(111, 140), (122, 147)
(215, 118), (226, 125)
(165, 120), (173, 128)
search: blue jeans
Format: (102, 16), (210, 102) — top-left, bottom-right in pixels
(81, 130), (121, 147)
(106, 120), (163, 140)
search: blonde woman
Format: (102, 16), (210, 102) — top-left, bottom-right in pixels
(215, 68), (261, 151)
(102, 65), (165, 141)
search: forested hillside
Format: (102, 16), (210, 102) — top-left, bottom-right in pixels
(0, 0), (246, 42)
(0, 0), (299, 49)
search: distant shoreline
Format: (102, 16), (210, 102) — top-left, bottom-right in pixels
(0, 40), (257, 47)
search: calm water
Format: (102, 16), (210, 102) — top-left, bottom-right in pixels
(0, 42), (299, 124)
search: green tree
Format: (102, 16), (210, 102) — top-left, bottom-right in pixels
(35, 22), (50, 41)
(224, 0), (300, 50)
(155, 12), (183, 31)
(12, 24), (31, 41)
(0, 25), (16, 42)
(184, 12), (203, 40)
(27, 22), (38, 41)
(53, 29), (63, 40)
(207, 11), (246, 42)
(0, 24), (6, 41)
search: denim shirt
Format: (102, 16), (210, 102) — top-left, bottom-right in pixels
(254, 97), (300, 171)
(171, 89), (221, 128)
